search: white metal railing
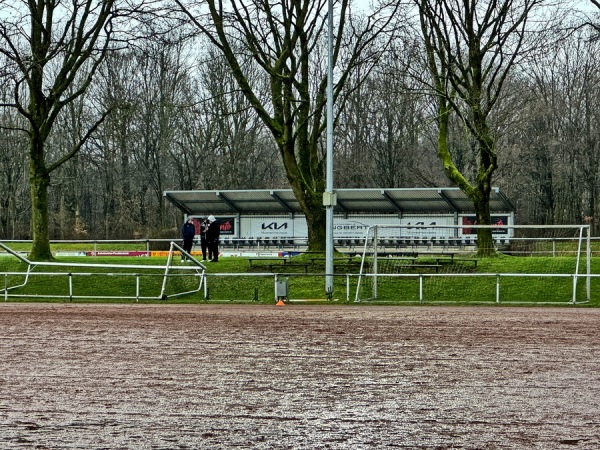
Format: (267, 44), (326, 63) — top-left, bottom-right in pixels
(2, 270), (591, 305)
(351, 272), (592, 304)
(2, 271), (204, 302)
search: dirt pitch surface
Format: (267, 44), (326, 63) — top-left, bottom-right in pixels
(1, 304), (600, 449)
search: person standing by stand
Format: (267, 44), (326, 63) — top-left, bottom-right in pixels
(199, 217), (209, 261)
(181, 217), (196, 262)
(206, 215), (220, 262)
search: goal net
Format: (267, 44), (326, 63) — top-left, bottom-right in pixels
(354, 224), (591, 305)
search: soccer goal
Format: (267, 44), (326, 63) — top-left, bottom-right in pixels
(0, 241), (206, 301)
(354, 224), (591, 304)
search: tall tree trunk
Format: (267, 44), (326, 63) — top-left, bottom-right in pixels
(281, 139), (326, 251)
(473, 187), (494, 256)
(29, 138), (53, 260)
(296, 187), (326, 252)
(472, 111), (496, 256)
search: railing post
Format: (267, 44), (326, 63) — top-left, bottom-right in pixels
(346, 274), (350, 303)
(419, 274), (423, 304)
(496, 274), (500, 303)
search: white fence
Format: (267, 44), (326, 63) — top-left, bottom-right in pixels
(1, 271), (593, 305)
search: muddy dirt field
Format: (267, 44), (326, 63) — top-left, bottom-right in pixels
(1, 303), (600, 449)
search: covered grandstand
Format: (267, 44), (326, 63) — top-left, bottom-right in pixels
(164, 187), (515, 250)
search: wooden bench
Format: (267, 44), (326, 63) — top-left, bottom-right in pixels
(307, 256), (359, 265)
(420, 252), (457, 260)
(248, 257), (310, 273)
(449, 258), (478, 268)
(364, 257), (441, 272)
(399, 263), (442, 273)
(248, 257), (287, 266)
(369, 251), (419, 258)
(269, 263), (310, 273)
(307, 256), (363, 273)
(377, 256), (418, 265)
(426, 256), (477, 267)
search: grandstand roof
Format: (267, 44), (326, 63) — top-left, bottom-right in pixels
(164, 187), (514, 216)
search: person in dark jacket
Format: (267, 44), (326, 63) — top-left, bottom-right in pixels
(206, 215), (220, 262)
(181, 217), (196, 262)
(199, 217), (209, 261)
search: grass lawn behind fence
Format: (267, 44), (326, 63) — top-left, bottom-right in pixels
(0, 248), (598, 305)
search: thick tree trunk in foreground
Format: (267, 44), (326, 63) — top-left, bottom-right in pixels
(298, 189), (326, 252)
(28, 137), (53, 260)
(473, 188), (494, 257)
(29, 170), (53, 260)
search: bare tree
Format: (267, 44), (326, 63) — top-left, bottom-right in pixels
(0, 104), (28, 238)
(188, 47), (283, 190)
(416, 0), (549, 255)
(93, 50), (141, 238)
(174, 0), (400, 250)
(586, 1), (600, 53)
(0, 0), (118, 259)
(510, 26), (600, 231)
(336, 52), (442, 187)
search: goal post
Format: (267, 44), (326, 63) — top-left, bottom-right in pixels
(354, 224), (591, 304)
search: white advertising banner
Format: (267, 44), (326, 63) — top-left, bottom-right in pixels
(247, 217), (298, 238)
(231, 213), (514, 240)
(399, 216), (454, 236)
(243, 215), (464, 239)
(333, 217), (398, 238)
(246, 216), (386, 239)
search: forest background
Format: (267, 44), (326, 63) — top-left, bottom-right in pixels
(1, 0), (599, 242)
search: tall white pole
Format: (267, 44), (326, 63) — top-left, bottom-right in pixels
(323, 0), (335, 295)
(325, 0), (335, 295)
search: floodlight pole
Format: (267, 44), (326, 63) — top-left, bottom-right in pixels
(325, 0), (335, 295)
